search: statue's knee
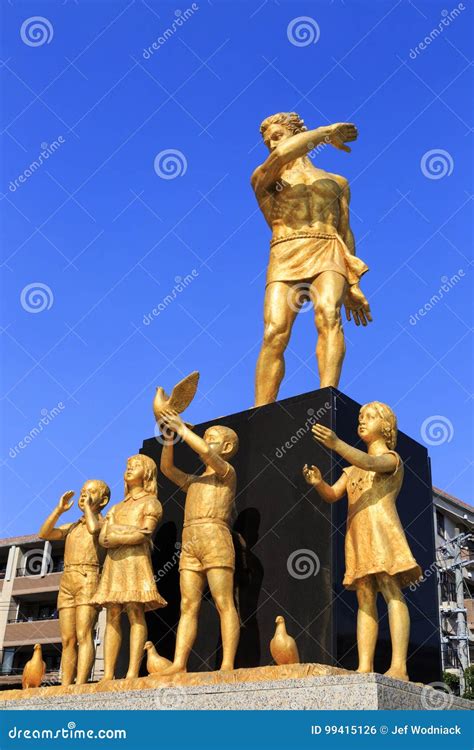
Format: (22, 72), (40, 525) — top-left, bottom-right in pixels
(76, 629), (91, 645)
(180, 592), (200, 612)
(263, 323), (289, 354)
(61, 635), (76, 649)
(315, 300), (341, 331)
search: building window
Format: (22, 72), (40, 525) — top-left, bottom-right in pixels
(436, 510), (445, 538)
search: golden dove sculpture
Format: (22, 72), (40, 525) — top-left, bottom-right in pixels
(153, 371), (200, 424)
(143, 641), (172, 675)
(22, 643), (46, 689)
(270, 615), (300, 665)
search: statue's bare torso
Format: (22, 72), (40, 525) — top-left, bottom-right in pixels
(255, 160), (346, 240)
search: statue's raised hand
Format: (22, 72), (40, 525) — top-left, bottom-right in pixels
(327, 123), (358, 153)
(312, 424), (339, 450)
(58, 490), (74, 513)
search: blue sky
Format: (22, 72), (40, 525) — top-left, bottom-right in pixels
(1, 0), (472, 536)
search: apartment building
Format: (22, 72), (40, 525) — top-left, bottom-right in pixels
(433, 487), (474, 677)
(0, 534), (105, 690)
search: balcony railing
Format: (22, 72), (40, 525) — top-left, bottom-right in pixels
(0, 667), (61, 677)
(15, 562), (64, 577)
(7, 613), (59, 624)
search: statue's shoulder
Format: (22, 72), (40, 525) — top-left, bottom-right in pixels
(325, 171), (349, 191)
(250, 163), (264, 187)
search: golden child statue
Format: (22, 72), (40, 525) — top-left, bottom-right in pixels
(303, 402), (422, 681)
(158, 409), (240, 673)
(91, 455), (167, 680)
(39, 480), (110, 685)
(252, 112), (372, 406)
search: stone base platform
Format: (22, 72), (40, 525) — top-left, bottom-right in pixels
(1, 664), (471, 710)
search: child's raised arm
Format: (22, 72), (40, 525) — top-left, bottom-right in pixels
(312, 424), (397, 474)
(39, 490), (75, 540)
(160, 409), (229, 478)
(303, 464), (347, 503)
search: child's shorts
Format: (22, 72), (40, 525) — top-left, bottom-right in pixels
(179, 521), (235, 573)
(57, 565), (100, 609)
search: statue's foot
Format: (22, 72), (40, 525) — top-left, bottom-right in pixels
(125, 672), (139, 680)
(219, 664), (234, 673)
(97, 675), (114, 684)
(356, 667), (373, 674)
(384, 667), (409, 681)
(161, 663), (186, 676)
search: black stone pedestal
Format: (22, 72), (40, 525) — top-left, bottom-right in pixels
(140, 387), (441, 684)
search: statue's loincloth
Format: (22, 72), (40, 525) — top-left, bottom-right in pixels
(266, 230), (368, 286)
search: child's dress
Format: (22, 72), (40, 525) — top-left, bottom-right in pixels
(92, 489), (167, 611)
(342, 451), (422, 589)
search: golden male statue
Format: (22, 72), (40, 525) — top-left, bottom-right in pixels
(39, 480), (110, 685)
(159, 409), (240, 673)
(252, 112), (372, 406)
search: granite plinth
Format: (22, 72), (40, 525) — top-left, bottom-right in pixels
(1, 668), (471, 711)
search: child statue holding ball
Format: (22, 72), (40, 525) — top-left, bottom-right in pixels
(303, 401), (421, 681)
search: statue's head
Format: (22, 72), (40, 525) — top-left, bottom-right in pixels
(124, 454), (158, 495)
(78, 479), (110, 512)
(204, 425), (239, 460)
(260, 112), (307, 151)
(358, 402), (397, 450)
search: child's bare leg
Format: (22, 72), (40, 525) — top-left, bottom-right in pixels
(75, 604), (97, 684)
(59, 608), (77, 686)
(207, 567), (240, 671)
(101, 604), (122, 681)
(163, 570), (206, 674)
(377, 573), (410, 681)
(125, 604), (147, 679)
(355, 576), (378, 673)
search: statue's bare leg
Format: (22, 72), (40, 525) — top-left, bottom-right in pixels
(101, 604), (122, 681)
(59, 607), (77, 686)
(207, 567), (240, 671)
(310, 271), (347, 388)
(162, 570), (206, 674)
(75, 604), (98, 684)
(377, 573), (410, 681)
(355, 576), (378, 673)
(125, 603), (147, 679)
(254, 281), (302, 406)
